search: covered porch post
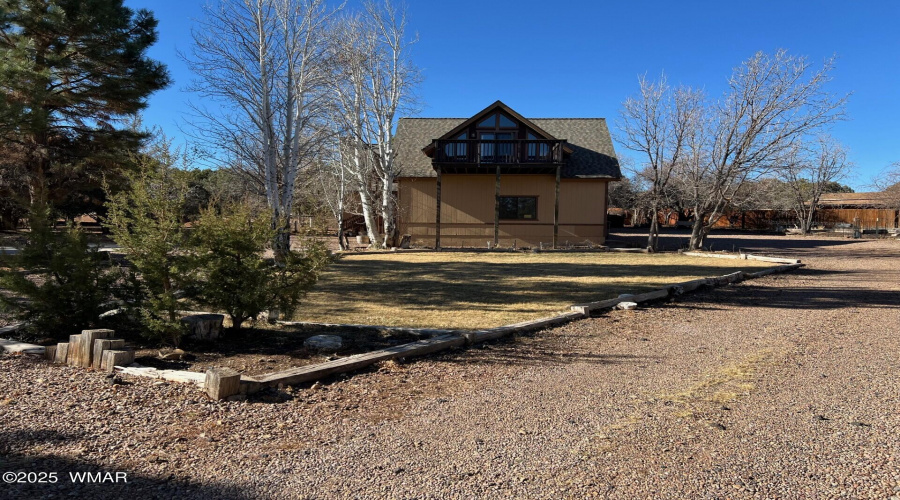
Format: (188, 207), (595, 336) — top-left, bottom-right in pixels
(435, 166), (442, 250)
(553, 165), (561, 249)
(494, 166), (501, 248)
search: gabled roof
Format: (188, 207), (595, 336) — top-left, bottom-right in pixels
(395, 103), (621, 179)
(818, 192), (894, 207)
(421, 100), (570, 155)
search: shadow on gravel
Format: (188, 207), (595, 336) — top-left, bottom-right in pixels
(0, 430), (252, 499)
(707, 283), (900, 310)
(436, 342), (653, 367)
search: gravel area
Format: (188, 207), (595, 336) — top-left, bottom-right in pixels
(1, 235), (899, 498)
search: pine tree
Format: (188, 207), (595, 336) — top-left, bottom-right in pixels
(0, 0), (170, 213)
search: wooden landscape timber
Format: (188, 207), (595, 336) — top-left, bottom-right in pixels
(252, 334), (468, 387)
(101, 349), (135, 373)
(0, 336), (44, 355)
(54, 343), (69, 364)
(205, 367), (242, 400)
(744, 263), (804, 278)
(683, 251), (801, 265)
(92, 339), (125, 369)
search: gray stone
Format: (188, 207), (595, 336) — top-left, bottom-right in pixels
(304, 334), (343, 351)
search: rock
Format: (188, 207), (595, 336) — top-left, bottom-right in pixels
(159, 348), (186, 361)
(617, 301), (638, 310)
(304, 335), (343, 351)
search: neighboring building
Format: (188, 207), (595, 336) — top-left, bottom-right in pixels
(816, 192), (899, 229)
(394, 101), (621, 248)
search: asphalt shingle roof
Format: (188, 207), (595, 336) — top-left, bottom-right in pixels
(394, 117), (621, 179)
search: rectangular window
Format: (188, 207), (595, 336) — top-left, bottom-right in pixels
(499, 196), (537, 220)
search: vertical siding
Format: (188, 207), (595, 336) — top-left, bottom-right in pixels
(559, 179), (607, 224)
(398, 175), (610, 247)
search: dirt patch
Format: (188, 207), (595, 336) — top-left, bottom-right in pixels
(132, 323), (428, 377)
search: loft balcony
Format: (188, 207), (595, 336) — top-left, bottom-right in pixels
(431, 139), (566, 172)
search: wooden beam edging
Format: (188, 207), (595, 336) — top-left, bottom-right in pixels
(742, 263), (803, 278)
(569, 262), (804, 316)
(0, 337), (45, 355)
(252, 334), (468, 387)
(745, 254), (801, 265)
(683, 250), (801, 265)
(116, 364), (262, 395)
(254, 311), (588, 388)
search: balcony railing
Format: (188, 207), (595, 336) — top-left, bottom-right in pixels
(433, 139), (564, 165)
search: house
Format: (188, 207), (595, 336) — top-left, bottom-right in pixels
(393, 101), (621, 248)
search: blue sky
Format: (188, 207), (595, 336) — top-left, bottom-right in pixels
(131, 0), (900, 190)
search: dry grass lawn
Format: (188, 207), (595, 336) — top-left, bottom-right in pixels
(295, 251), (772, 329)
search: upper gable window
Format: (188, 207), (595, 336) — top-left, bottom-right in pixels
(477, 115), (496, 128)
(477, 113), (518, 129)
(498, 114), (517, 128)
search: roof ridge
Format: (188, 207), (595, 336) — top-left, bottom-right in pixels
(531, 117), (608, 120)
(400, 117), (608, 121)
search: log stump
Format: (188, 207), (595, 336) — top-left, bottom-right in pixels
(182, 314), (224, 340)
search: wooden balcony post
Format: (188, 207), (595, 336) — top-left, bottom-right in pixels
(494, 166), (501, 248)
(435, 166), (442, 250)
(553, 165), (561, 249)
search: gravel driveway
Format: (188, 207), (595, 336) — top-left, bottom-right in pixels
(1, 235), (899, 499)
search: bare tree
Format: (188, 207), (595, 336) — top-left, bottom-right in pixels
(186, 0), (338, 258)
(328, 0), (420, 248)
(781, 137), (852, 233)
(313, 139), (354, 250)
(873, 162), (900, 213)
(672, 50), (847, 249)
(327, 13), (382, 247)
(618, 74), (703, 250)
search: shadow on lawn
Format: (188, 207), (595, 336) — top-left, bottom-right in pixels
(0, 429), (252, 499)
(609, 228), (879, 256)
(308, 260), (768, 316)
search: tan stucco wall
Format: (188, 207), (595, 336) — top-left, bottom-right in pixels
(398, 174), (609, 248)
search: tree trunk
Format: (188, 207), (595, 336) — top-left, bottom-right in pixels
(273, 222), (291, 259)
(358, 188), (380, 248)
(688, 217), (705, 250)
(803, 199), (818, 234)
(380, 176), (396, 248)
(336, 212), (347, 250)
(647, 201), (659, 250)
